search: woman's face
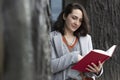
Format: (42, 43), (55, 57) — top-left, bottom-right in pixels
(63, 9), (83, 33)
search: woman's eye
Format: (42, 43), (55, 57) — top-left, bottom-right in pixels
(72, 16), (77, 20)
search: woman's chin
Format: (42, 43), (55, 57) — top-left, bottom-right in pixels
(69, 28), (78, 32)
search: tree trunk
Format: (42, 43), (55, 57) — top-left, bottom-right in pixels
(86, 0), (120, 80)
(2, 0), (51, 80)
(0, 0), (4, 79)
(32, 0), (51, 80)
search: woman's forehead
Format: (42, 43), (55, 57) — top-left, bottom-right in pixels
(70, 9), (83, 18)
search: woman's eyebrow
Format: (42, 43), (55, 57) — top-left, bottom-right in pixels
(72, 14), (83, 18)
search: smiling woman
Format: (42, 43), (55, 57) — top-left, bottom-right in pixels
(63, 9), (83, 33)
(50, 3), (104, 80)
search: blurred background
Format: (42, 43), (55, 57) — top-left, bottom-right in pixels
(0, 0), (120, 80)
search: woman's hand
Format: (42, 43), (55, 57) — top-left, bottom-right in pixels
(86, 61), (104, 74)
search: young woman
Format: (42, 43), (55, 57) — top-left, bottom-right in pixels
(50, 3), (104, 80)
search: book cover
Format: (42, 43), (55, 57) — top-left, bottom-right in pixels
(71, 45), (117, 72)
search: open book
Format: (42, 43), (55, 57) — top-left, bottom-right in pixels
(72, 45), (117, 72)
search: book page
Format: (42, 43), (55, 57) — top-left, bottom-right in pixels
(92, 49), (107, 55)
(106, 45), (117, 56)
(93, 45), (116, 56)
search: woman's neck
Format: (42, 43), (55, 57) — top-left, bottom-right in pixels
(63, 34), (77, 47)
(64, 27), (74, 37)
(63, 27), (77, 46)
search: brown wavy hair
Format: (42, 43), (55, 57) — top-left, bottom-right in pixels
(53, 3), (90, 37)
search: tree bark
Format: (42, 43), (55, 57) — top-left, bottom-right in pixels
(2, 0), (51, 80)
(85, 0), (120, 80)
(0, 0), (4, 79)
(3, 0), (35, 80)
(32, 0), (51, 80)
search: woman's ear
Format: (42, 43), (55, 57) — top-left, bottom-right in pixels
(63, 14), (66, 20)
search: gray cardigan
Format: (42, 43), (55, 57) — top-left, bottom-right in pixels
(50, 31), (103, 80)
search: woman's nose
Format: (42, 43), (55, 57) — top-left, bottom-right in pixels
(75, 20), (80, 26)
